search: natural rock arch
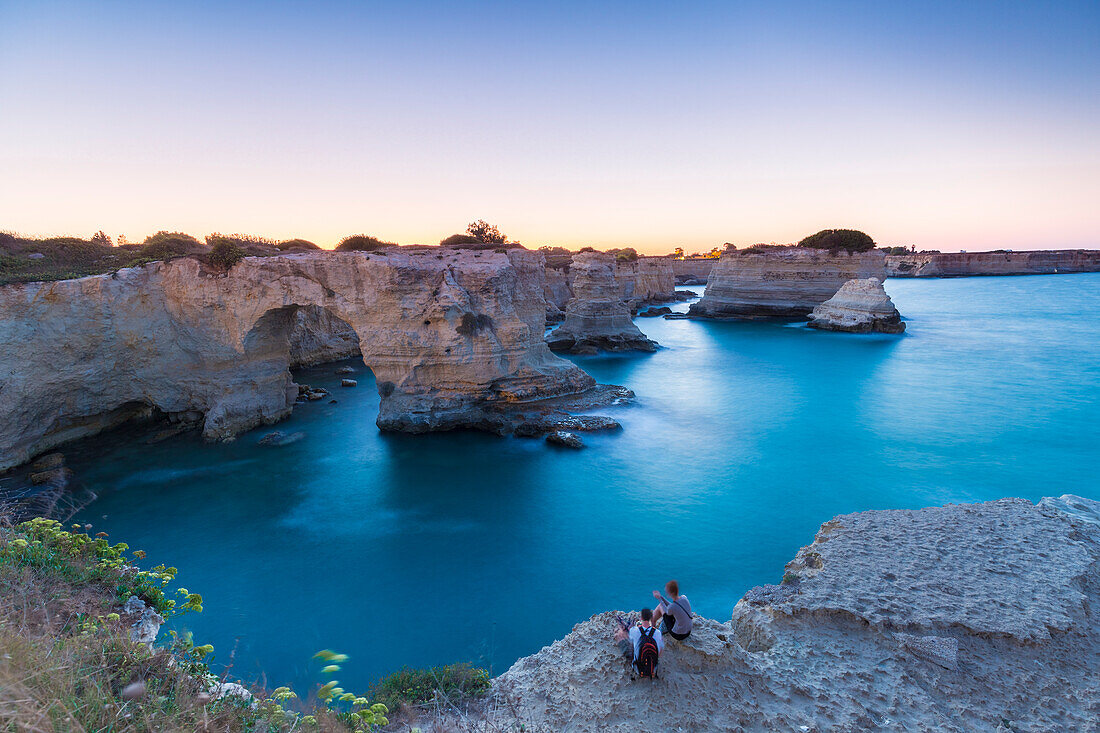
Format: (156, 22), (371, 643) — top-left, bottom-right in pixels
(0, 249), (595, 469)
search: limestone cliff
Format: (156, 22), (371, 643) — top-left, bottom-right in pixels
(287, 307), (361, 367)
(0, 250), (596, 470)
(886, 249), (1100, 277)
(546, 253), (657, 354)
(670, 257), (715, 284)
(689, 247), (887, 318)
(613, 257), (676, 305)
(464, 495), (1100, 732)
(808, 277), (905, 333)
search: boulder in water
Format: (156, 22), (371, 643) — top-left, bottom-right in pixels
(808, 278), (905, 333)
(546, 431), (584, 449)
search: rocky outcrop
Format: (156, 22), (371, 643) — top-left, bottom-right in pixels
(689, 247), (887, 318)
(0, 249), (600, 470)
(808, 277), (905, 333)
(473, 495), (1100, 732)
(613, 257), (676, 306)
(546, 253), (657, 354)
(887, 249), (1100, 277)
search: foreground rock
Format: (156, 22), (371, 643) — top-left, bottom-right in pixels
(0, 249), (600, 470)
(689, 247), (887, 319)
(547, 252), (657, 354)
(456, 495), (1100, 732)
(887, 249), (1100, 277)
(808, 277), (905, 333)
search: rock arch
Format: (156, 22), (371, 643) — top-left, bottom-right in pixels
(0, 249), (596, 469)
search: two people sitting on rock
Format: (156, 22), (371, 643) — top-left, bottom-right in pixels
(614, 607), (664, 678)
(652, 579), (693, 640)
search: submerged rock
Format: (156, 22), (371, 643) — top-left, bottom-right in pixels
(546, 431), (584, 449)
(808, 277), (905, 333)
(514, 415), (622, 437)
(340, 378), (357, 387)
(334, 366), (355, 375)
(637, 306), (672, 317)
(257, 430), (305, 447)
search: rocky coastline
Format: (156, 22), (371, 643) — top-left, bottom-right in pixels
(0, 249), (617, 471)
(689, 247), (887, 319)
(446, 494), (1100, 732)
(546, 252), (658, 354)
(886, 249), (1100, 277)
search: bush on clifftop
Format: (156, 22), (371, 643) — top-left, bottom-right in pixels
(798, 229), (875, 253)
(336, 234), (397, 252)
(276, 238), (320, 252)
(206, 238), (246, 270)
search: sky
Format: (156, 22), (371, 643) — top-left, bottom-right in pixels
(1, 1), (1098, 254)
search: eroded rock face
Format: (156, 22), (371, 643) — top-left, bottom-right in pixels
(547, 253), (657, 354)
(689, 247), (887, 318)
(613, 257), (676, 306)
(0, 249), (597, 470)
(287, 307), (361, 367)
(887, 249), (1100, 277)
(472, 495), (1100, 732)
(808, 277), (905, 333)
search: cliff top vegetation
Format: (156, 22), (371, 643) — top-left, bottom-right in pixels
(797, 229), (876, 253)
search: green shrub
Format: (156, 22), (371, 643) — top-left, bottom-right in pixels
(367, 663), (490, 711)
(797, 229), (875, 253)
(336, 235), (397, 252)
(439, 233), (481, 246)
(207, 239), (246, 269)
(138, 231), (206, 261)
(608, 247), (639, 262)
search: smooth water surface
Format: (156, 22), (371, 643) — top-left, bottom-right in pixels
(71, 274), (1100, 692)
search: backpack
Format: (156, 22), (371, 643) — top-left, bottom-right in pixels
(634, 627), (660, 679)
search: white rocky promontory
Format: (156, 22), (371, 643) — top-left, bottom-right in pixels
(445, 495), (1100, 732)
(808, 277), (905, 333)
(0, 249), (599, 470)
(546, 252), (657, 354)
(689, 247), (887, 318)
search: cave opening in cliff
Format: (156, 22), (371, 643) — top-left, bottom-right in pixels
(244, 304), (368, 373)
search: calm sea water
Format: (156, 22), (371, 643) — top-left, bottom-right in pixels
(70, 274), (1100, 693)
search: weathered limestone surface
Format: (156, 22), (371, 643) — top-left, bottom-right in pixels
(808, 277), (905, 333)
(459, 495), (1100, 732)
(887, 249), (1100, 277)
(287, 307), (361, 367)
(0, 250), (597, 470)
(613, 257), (676, 305)
(546, 253), (657, 354)
(689, 247), (887, 318)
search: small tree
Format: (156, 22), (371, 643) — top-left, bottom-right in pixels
(465, 220), (507, 244)
(798, 229), (875, 253)
(90, 230), (112, 246)
(670, 247), (684, 258)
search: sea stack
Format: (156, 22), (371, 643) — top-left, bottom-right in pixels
(688, 246), (887, 318)
(808, 278), (905, 333)
(547, 252), (658, 354)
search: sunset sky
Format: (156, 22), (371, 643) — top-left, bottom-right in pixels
(1, 1), (1098, 254)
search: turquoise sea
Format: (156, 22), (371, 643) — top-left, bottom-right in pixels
(70, 274), (1100, 693)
